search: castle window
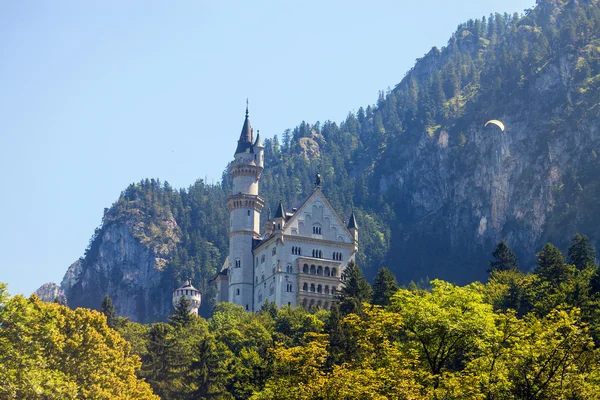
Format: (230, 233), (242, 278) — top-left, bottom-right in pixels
(277, 223), (281, 230)
(269, 283), (275, 296)
(317, 284), (322, 293)
(310, 284), (315, 292)
(287, 264), (293, 273)
(310, 265), (316, 275)
(246, 304), (249, 311)
(288, 302), (291, 306)
(261, 273), (265, 282)
(235, 258), (241, 268)
(236, 288), (240, 296)
(286, 283), (293, 292)
(258, 290), (263, 302)
(247, 210), (250, 216)
(331, 268), (337, 277)
(317, 266), (323, 275)
(303, 282), (308, 291)
(331, 286), (337, 294)
(303, 264), (308, 273)
(272, 247), (276, 256)
(261, 255), (265, 263)
(325, 285), (330, 294)
(312, 224), (322, 235)
(325, 267), (330, 276)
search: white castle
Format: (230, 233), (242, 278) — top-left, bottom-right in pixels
(172, 280), (201, 315)
(216, 106), (358, 311)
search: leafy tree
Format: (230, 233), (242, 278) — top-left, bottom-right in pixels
(371, 267), (398, 306)
(339, 261), (372, 315)
(568, 233), (597, 270)
(101, 294), (117, 329)
(488, 240), (520, 273)
(0, 294), (157, 399)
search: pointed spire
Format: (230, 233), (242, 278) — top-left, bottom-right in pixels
(347, 210), (358, 229)
(274, 200), (285, 219)
(254, 129), (263, 148)
(235, 100), (254, 155)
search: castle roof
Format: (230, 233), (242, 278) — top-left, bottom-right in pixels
(175, 280), (198, 292)
(235, 105), (254, 155)
(347, 210), (358, 229)
(274, 200), (285, 219)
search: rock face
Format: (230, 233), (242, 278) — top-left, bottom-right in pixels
(65, 211), (180, 323)
(34, 282), (66, 304)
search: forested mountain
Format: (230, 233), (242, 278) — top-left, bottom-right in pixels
(44, 0), (600, 322)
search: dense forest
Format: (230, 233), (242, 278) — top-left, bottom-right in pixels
(56, 0), (600, 323)
(7, 233), (600, 398)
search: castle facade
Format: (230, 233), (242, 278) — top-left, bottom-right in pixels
(215, 108), (358, 311)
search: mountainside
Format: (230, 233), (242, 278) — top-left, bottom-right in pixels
(42, 0), (600, 322)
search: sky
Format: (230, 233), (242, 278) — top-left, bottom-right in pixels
(0, 0), (536, 296)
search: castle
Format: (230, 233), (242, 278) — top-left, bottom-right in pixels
(215, 107), (358, 311)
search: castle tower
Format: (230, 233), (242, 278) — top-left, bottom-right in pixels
(226, 104), (264, 311)
(172, 280), (201, 315)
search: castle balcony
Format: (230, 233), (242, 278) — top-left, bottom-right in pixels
(227, 193), (265, 212)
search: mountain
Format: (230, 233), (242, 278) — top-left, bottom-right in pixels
(41, 0), (600, 322)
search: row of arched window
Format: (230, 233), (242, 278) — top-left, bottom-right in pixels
(312, 249), (323, 258)
(173, 289), (198, 297)
(312, 225), (322, 234)
(332, 252), (343, 261)
(302, 264), (337, 277)
(292, 246), (302, 255)
(234, 258), (241, 268)
(301, 298), (330, 310)
(302, 283), (337, 294)
(231, 199), (256, 209)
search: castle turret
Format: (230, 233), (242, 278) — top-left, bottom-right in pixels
(226, 104), (264, 311)
(172, 280), (201, 315)
(347, 210), (358, 252)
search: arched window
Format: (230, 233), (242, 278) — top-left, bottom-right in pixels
(319, 250), (322, 258)
(272, 247), (276, 256)
(287, 264), (293, 273)
(317, 284), (322, 293)
(261, 254), (265, 263)
(331, 286), (337, 295)
(310, 283), (315, 292)
(325, 285), (330, 294)
(317, 266), (323, 275)
(286, 283), (293, 292)
(258, 290), (263, 302)
(325, 267), (330, 276)
(303, 282), (308, 291)
(235, 258), (241, 268)
(269, 283), (275, 296)
(236, 288), (240, 296)
(312, 224), (322, 235)
(303, 264), (309, 273)
(310, 265), (316, 274)
(331, 268), (337, 277)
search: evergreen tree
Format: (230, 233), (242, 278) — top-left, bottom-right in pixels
(325, 303), (345, 367)
(488, 240), (520, 273)
(535, 243), (574, 288)
(371, 267), (398, 306)
(101, 294), (117, 329)
(169, 296), (192, 327)
(339, 261), (372, 315)
(567, 233), (596, 270)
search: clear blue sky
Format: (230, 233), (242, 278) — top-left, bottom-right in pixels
(0, 0), (535, 296)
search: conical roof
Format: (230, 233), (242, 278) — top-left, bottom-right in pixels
(176, 279), (198, 291)
(274, 200), (285, 219)
(347, 211), (358, 229)
(235, 105), (254, 155)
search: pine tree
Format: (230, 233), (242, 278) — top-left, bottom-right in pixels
(101, 294), (117, 329)
(371, 267), (398, 306)
(488, 240), (520, 273)
(535, 243), (574, 288)
(339, 261), (372, 315)
(325, 303), (346, 367)
(169, 296), (192, 327)
(567, 233), (596, 270)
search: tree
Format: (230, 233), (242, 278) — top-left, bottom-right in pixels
(568, 233), (596, 270)
(535, 243), (575, 288)
(169, 296), (192, 327)
(488, 240), (519, 273)
(339, 261), (372, 315)
(0, 295), (158, 399)
(371, 267), (398, 306)
(101, 294), (117, 329)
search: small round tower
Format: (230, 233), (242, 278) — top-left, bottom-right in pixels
(172, 280), (201, 315)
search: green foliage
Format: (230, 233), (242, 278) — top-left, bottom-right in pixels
(101, 294), (117, 329)
(488, 240), (520, 273)
(168, 296), (193, 327)
(338, 261), (372, 315)
(371, 266), (398, 306)
(0, 294), (157, 399)
(568, 233), (597, 270)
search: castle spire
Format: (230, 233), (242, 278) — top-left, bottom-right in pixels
(347, 210), (358, 229)
(235, 100), (253, 155)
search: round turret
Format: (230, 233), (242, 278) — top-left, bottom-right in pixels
(172, 280), (201, 315)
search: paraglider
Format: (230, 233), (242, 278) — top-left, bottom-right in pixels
(484, 120), (505, 131)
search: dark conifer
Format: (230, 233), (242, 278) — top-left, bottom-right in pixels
(567, 233), (596, 270)
(535, 243), (574, 287)
(169, 296), (192, 327)
(488, 240), (520, 273)
(371, 267), (398, 306)
(101, 294), (117, 329)
(339, 261), (372, 315)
